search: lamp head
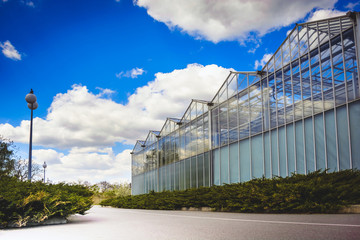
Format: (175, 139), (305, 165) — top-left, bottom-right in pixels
(27, 102), (38, 110)
(25, 89), (37, 104)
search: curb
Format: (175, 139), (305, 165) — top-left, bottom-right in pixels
(339, 205), (360, 214)
(6, 217), (68, 228)
(181, 205), (360, 213)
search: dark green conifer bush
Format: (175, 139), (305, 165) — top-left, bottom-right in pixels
(100, 170), (360, 213)
(0, 176), (93, 228)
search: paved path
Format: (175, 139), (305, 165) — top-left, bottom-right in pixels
(1, 206), (360, 240)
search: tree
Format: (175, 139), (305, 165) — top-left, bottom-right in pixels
(0, 136), (15, 176)
(98, 181), (112, 192)
(0, 136), (40, 180)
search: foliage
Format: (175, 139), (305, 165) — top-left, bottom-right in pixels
(0, 137), (16, 176)
(0, 176), (93, 228)
(101, 170), (360, 213)
(92, 181), (131, 204)
(0, 136), (40, 181)
(0, 136), (93, 228)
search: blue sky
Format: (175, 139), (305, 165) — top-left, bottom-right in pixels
(1, 0), (359, 183)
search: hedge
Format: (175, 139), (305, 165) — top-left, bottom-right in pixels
(101, 170), (360, 213)
(0, 176), (93, 228)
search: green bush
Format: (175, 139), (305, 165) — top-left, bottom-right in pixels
(101, 170), (360, 213)
(0, 176), (93, 228)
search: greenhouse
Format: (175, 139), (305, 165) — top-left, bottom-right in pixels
(131, 12), (360, 195)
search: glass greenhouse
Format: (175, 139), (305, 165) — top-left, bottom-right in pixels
(131, 12), (360, 195)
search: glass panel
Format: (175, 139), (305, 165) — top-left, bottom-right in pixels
(343, 28), (358, 101)
(204, 151), (210, 187)
(161, 166), (166, 191)
(220, 146), (229, 184)
(196, 118), (204, 154)
(271, 129), (279, 177)
(287, 123), (295, 175)
(198, 154), (204, 187)
(166, 164), (171, 191)
(295, 120), (305, 174)
(180, 160), (185, 190)
(305, 117), (315, 173)
(219, 85), (228, 103)
(240, 138), (250, 182)
(219, 103), (229, 146)
(314, 114), (326, 171)
(275, 50), (282, 70)
(212, 108), (220, 148)
(185, 124), (191, 158)
(132, 174), (145, 195)
(238, 74), (248, 92)
(180, 127), (185, 160)
(262, 79), (270, 131)
(264, 132), (271, 178)
(301, 56), (313, 118)
(213, 149), (220, 185)
(284, 66), (294, 123)
(204, 113), (210, 152)
(336, 106), (350, 170)
(278, 126), (287, 177)
(292, 60), (303, 120)
(229, 142), (239, 183)
(290, 27), (299, 61)
(282, 39), (291, 66)
(185, 158), (191, 189)
(276, 70), (285, 126)
(191, 156), (197, 188)
(268, 74), (277, 128)
(190, 122), (197, 157)
(320, 39), (334, 111)
(250, 83), (263, 134)
(325, 109), (337, 172)
(175, 162), (180, 191)
(228, 96), (238, 143)
(228, 74), (238, 98)
(331, 33), (346, 106)
(349, 101), (360, 170)
(251, 134), (263, 179)
(311, 48), (323, 114)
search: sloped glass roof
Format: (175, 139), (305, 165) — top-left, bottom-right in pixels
(159, 118), (180, 136)
(133, 140), (145, 152)
(261, 13), (353, 74)
(181, 99), (210, 123)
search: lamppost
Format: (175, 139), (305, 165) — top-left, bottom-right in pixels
(25, 89), (38, 181)
(43, 161), (47, 183)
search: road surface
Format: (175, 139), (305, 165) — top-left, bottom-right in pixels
(1, 205), (360, 240)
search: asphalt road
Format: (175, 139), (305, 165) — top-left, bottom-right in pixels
(1, 205), (360, 240)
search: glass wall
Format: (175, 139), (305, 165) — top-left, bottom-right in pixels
(132, 13), (360, 195)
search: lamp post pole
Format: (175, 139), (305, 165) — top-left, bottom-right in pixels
(43, 161), (47, 183)
(25, 89), (38, 181)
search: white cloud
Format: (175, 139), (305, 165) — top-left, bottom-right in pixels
(254, 53), (273, 70)
(307, 9), (345, 22)
(134, 0), (337, 43)
(116, 67), (145, 79)
(1, 64), (231, 183)
(0, 40), (22, 60)
(345, 2), (360, 10)
(33, 149), (64, 165)
(33, 147), (131, 184)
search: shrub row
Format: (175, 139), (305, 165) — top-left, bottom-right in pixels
(101, 170), (360, 213)
(0, 176), (93, 228)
